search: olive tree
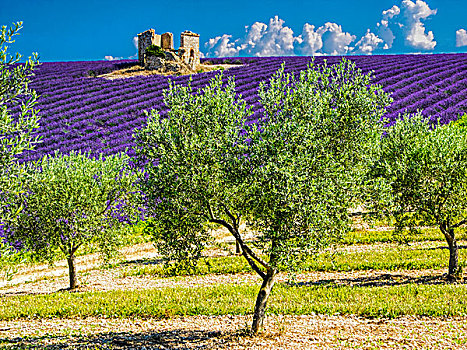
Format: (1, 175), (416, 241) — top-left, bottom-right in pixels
(0, 21), (40, 220)
(3, 151), (137, 289)
(244, 60), (391, 330)
(366, 112), (467, 281)
(133, 59), (392, 333)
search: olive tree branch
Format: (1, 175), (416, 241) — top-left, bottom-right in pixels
(206, 202), (267, 278)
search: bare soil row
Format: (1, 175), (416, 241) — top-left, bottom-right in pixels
(2, 314), (467, 349)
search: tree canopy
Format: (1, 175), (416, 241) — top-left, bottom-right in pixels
(366, 112), (467, 280)
(134, 58), (392, 333)
(0, 21), (40, 221)
(3, 151), (138, 289)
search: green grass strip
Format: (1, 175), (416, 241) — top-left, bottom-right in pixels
(342, 227), (467, 245)
(2, 283), (467, 321)
(126, 246), (462, 278)
(307, 247), (461, 272)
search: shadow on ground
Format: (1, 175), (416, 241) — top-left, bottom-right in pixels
(294, 272), (466, 288)
(0, 328), (234, 349)
(119, 256), (165, 266)
(424, 245), (467, 250)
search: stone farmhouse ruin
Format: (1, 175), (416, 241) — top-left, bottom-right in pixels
(137, 29), (200, 72)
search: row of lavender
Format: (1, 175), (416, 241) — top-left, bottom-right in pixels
(17, 53), (467, 162)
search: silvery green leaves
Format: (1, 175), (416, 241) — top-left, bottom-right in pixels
(3, 151), (137, 289)
(134, 59), (392, 333)
(0, 22), (40, 222)
(134, 73), (252, 268)
(366, 112), (467, 279)
(244, 59), (392, 270)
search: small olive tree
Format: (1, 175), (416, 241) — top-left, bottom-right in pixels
(366, 112), (467, 281)
(134, 59), (392, 333)
(3, 151), (137, 289)
(0, 22), (40, 220)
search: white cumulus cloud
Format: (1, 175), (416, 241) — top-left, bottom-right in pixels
(204, 2), (441, 58)
(400, 0), (437, 50)
(318, 22), (356, 55)
(204, 17), (297, 57)
(456, 29), (467, 47)
(204, 34), (241, 57)
(205, 16), (357, 57)
(377, 5), (400, 49)
(296, 22), (356, 55)
(382, 5), (401, 19)
(355, 29), (384, 54)
(375, 1), (437, 51)
(296, 23), (323, 55)
(245, 16), (296, 56)
(377, 24), (396, 50)
(104, 55), (122, 61)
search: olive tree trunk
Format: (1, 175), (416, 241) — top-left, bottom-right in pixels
(443, 227), (460, 281)
(447, 237), (459, 281)
(235, 241), (242, 254)
(251, 270), (276, 334)
(67, 254), (78, 290)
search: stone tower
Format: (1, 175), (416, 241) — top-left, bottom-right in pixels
(137, 28), (201, 70)
(137, 29), (161, 66)
(179, 31), (200, 68)
(161, 32), (174, 50)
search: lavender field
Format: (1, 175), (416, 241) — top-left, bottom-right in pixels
(20, 53), (467, 162)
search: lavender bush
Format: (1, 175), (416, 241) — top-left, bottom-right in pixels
(10, 53), (467, 163)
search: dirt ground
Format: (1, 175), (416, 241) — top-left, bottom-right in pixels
(0, 240), (455, 296)
(96, 63), (243, 80)
(1, 235), (466, 348)
(2, 314), (467, 349)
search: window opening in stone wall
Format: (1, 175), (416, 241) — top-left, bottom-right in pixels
(189, 49), (195, 65)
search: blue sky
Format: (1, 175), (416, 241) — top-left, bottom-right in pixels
(1, 0), (466, 61)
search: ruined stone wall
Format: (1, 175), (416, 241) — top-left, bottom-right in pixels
(138, 29), (155, 66)
(154, 34), (161, 47)
(145, 56), (166, 70)
(179, 31), (200, 68)
(161, 32), (174, 50)
(145, 53), (184, 73)
(137, 29), (163, 66)
(138, 28), (201, 71)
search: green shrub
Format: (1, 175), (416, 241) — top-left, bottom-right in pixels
(145, 45), (165, 58)
(0, 22), (40, 222)
(452, 113), (467, 128)
(366, 112), (467, 280)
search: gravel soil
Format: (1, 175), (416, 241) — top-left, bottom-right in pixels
(0, 239), (456, 296)
(0, 261), (453, 296)
(96, 63), (243, 80)
(1, 315), (467, 349)
(1, 238), (466, 349)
